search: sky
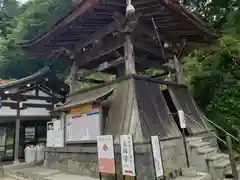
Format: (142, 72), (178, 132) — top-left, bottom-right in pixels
(18, 0), (29, 4)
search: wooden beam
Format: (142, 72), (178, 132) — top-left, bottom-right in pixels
(124, 33), (136, 75)
(74, 20), (121, 53)
(76, 35), (125, 67)
(70, 59), (78, 93)
(77, 78), (106, 84)
(35, 0), (101, 47)
(173, 55), (185, 84)
(77, 57), (124, 79)
(8, 94), (62, 102)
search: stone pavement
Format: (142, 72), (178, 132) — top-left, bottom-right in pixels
(5, 166), (99, 180)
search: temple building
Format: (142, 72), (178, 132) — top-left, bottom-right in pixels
(18, 0), (219, 179)
(0, 67), (69, 162)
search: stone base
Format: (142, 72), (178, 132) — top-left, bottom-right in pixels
(44, 138), (186, 180)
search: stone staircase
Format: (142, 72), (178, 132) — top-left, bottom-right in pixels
(174, 167), (211, 180)
(188, 136), (240, 180)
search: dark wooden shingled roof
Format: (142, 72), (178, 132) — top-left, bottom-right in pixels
(19, 0), (218, 69)
(0, 67), (70, 97)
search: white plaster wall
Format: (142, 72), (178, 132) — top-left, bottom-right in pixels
(24, 99), (51, 105)
(23, 90), (35, 96)
(0, 106), (17, 116)
(20, 107), (50, 116)
(38, 90), (51, 97)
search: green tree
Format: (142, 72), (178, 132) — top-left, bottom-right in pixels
(0, 0), (72, 79)
(183, 0), (240, 138)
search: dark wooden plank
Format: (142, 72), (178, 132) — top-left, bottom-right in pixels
(76, 34), (125, 67)
(77, 78), (106, 84)
(77, 57), (124, 79)
(73, 20), (121, 53)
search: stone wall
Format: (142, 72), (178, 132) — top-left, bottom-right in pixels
(44, 137), (186, 180)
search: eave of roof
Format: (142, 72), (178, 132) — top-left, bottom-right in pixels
(0, 67), (70, 97)
(18, 0), (219, 66)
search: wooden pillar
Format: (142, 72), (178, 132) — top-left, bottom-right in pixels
(173, 55), (185, 84)
(13, 101), (20, 164)
(70, 59), (78, 93)
(124, 34), (136, 75)
(124, 0), (136, 75)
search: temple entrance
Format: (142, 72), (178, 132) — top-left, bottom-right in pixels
(0, 120), (49, 161)
(19, 120), (48, 159)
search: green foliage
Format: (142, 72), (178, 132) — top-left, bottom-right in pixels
(183, 3), (240, 139)
(0, 0), (72, 79)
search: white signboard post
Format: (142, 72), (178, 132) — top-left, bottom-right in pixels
(120, 135), (136, 177)
(47, 122), (54, 147)
(53, 120), (64, 147)
(97, 135), (116, 175)
(151, 136), (164, 178)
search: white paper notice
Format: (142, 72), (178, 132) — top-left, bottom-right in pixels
(53, 120), (64, 147)
(47, 122), (54, 147)
(151, 136), (164, 178)
(120, 135), (136, 176)
(178, 110), (186, 129)
(97, 135), (115, 174)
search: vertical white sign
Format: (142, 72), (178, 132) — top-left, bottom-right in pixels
(47, 122), (54, 147)
(53, 120), (64, 147)
(151, 136), (164, 178)
(66, 115), (72, 142)
(120, 135), (136, 176)
(178, 110), (186, 129)
(97, 135), (116, 174)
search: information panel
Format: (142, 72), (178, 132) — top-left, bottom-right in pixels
(97, 135), (115, 174)
(151, 136), (164, 178)
(25, 127), (35, 140)
(66, 108), (102, 143)
(53, 120), (64, 147)
(46, 122), (54, 147)
(120, 135), (136, 177)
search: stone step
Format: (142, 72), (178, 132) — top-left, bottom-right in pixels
(181, 167), (197, 177)
(187, 137), (203, 143)
(224, 164), (240, 177)
(190, 142), (211, 148)
(213, 159), (230, 169)
(174, 172), (212, 180)
(205, 153), (224, 161)
(197, 146), (217, 155)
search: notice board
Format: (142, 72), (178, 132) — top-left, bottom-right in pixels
(66, 107), (102, 143)
(53, 120), (64, 147)
(97, 135), (115, 174)
(46, 122), (54, 147)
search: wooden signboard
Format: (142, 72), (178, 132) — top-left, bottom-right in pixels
(120, 135), (136, 177)
(151, 136), (164, 178)
(97, 135), (116, 174)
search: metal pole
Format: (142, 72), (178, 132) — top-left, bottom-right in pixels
(13, 101), (20, 164)
(226, 135), (238, 180)
(182, 129), (190, 167)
